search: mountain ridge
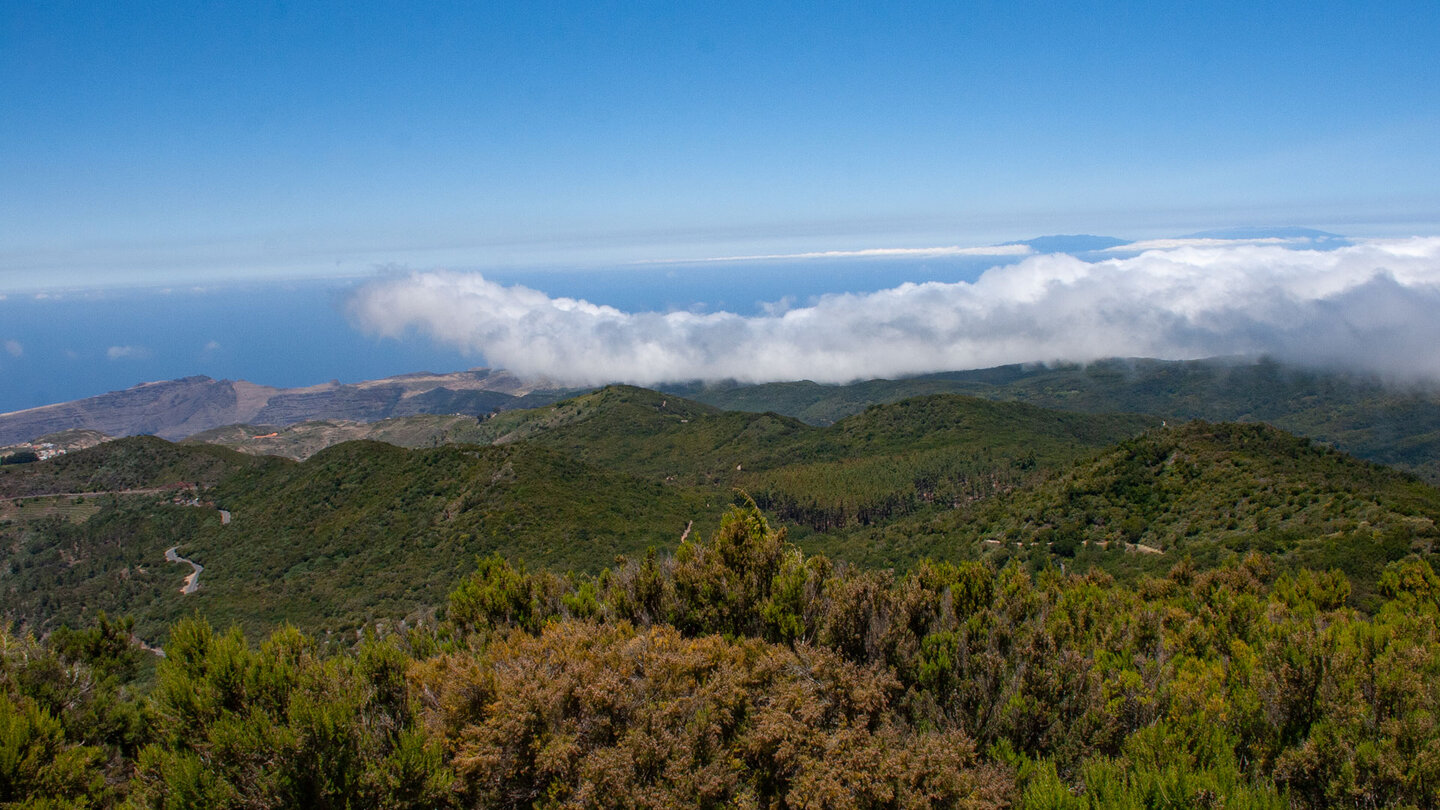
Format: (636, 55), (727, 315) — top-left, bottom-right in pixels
(3, 392), (1436, 639)
(10, 356), (1440, 486)
(0, 369), (574, 445)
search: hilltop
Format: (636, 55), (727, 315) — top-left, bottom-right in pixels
(0, 387), (1154, 638)
(183, 414), (495, 460)
(670, 357), (1440, 482)
(408, 385), (1157, 528)
(831, 420), (1440, 606)
(11, 357), (1440, 486)
(4, 385), (1438, 640)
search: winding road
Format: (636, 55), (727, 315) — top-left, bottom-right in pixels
(165, 546), (204, 595)
(2, 485), (226, 596)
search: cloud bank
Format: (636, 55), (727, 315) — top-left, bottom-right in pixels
(348, 238), (1440, 385)
(106, 345), (150, 361)
(679, 243), (1035, 263)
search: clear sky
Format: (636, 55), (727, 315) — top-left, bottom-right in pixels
(3, 2), (1440, 414)
(4, 1), (1439, 291)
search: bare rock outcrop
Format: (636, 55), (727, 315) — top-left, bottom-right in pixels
(0, 368), (566, 446)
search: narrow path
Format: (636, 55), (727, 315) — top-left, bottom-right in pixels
(0, 487), (178, 503)
(165, 546), (204, 595)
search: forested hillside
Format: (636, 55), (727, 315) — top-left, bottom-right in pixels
(179, 359), (1440, 487)
(828, 421), (1440, 607)
(2, 388), (1161, 640)
(8, 503), (1440, 807)
(5, 388), (1439, 644)
(0, 435), (257, 498)
(3, 385), (1440, 805)
(1, 438), (712, 640)
(674, 357), (1440, 482)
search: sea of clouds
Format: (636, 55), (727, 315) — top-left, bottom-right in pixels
(347, 237), (1440, 385)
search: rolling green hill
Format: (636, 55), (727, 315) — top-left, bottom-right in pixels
(742, 393), (1157, 531)
(227, 385), (1155, 531)
(178, 358), (1440, 486)
(0, 435), (259, 498)
(0, 386), (1154, 639)
(1, 438), (715, 640)
(7, 376), (1440, 810)
(673, 357), (1440, 482)
(5, 386), (1439, 643)
(824, 420), (1440, 606)
(416, 385), (1157, 527)
(185, 440), (714, 635)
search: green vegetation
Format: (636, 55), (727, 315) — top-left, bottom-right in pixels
(0, 435), (257, 499)
(4, 383), (1440, 805)
(825, 421), (1440, 603)
(0, 493), (101, 523)
(675, 357), (1440, 483)
(1, 438), (716, 641)
(8, 504), (1440, 806)
(0, 498), (221, 640)
(745, 393), (1154, 532)
(451, 385), (1154, 532)
(190, 440), (713, 636)
(5, 388), (1440, 645)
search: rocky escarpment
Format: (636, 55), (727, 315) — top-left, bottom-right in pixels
(0, 369), (570, 445)
(0, 377), (269, 445)
(251, 385), (410, 425)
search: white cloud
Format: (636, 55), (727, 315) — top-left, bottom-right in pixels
(348, 237), (1440, 385)
(107, 345), (151, 360)
(3, 340), (21, 358)
(1105, 237), (1306, 252)
(679, 243), (1034, 263)
(203, 340), (222, 352)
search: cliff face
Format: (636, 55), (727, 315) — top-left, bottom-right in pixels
(0, 377), (265, 445)
(251, 385), (408, 425)
(0, 369), (566, 445)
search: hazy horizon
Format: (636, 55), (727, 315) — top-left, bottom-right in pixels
(5, 229), (1440, 414)
(3, 3), (1438, 409)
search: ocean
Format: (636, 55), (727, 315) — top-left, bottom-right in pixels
(0, 254), (1016, 413)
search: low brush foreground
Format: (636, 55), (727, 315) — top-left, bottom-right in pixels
(7, 500), (1440, 808)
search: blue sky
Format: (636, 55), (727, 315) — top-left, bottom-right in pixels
(4, 1), (1438, 291)
(3, 2), (1440, 413)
